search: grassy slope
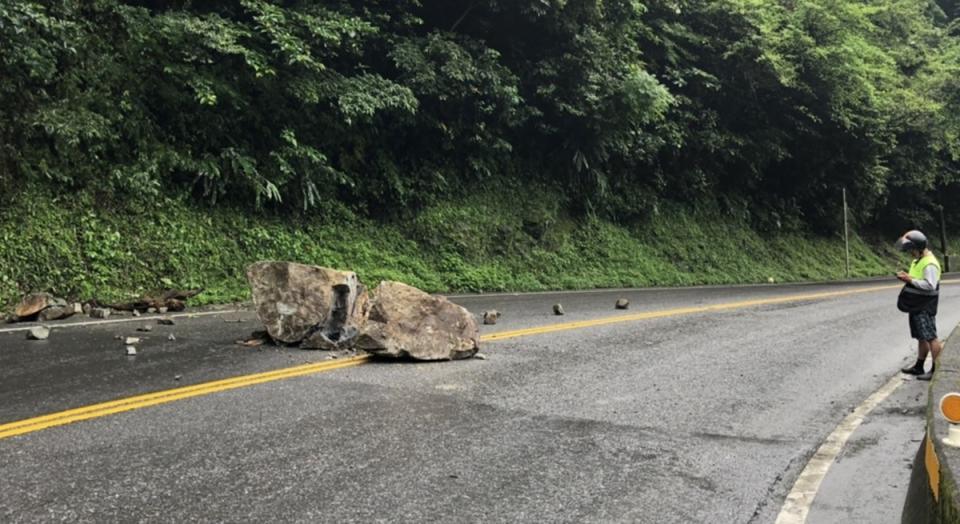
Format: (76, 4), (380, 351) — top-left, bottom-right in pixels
(0, 188), (897, 308)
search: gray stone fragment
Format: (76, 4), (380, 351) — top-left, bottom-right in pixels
(27, 326), (50, 340)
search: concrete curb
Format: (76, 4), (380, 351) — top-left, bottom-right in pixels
(903, 324), (960, 523)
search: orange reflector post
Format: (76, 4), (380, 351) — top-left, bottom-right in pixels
(940, 393), (960, 424)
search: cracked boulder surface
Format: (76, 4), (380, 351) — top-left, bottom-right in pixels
(246, 261), (368, 349)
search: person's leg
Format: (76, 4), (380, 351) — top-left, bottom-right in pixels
(917, 313), (940, 381)
(903, 313), (927, 374)
(919, 339), (931, 361)
(932, 338), (943, 361)
(903, 340), (927, 374)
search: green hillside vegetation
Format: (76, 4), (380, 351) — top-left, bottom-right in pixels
(0, 187), (892, 306)
(1, 1), (958, 304)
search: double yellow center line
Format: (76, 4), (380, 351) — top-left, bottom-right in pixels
(0, 283), (902, 440)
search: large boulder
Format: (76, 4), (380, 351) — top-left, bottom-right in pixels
(355, 281), (479, 361)
(246, 261), (368, 349)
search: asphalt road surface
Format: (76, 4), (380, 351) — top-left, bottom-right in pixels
(1, 278), (958, 523)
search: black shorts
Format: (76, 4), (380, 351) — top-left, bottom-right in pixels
(909, 311), (938, 341)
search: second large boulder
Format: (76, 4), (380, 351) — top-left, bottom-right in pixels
(355, 281), (479, 361)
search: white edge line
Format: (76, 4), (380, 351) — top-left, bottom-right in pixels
(0, 309), (245, 334)
(774, 374), (905, 524)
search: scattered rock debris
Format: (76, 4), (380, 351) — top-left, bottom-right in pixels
(615, 298), (630, 310)
(482, 310), (501, 325)
(168, 334), (177, 342)
(132, 309), (141, 317)
(474, 353), (487, 360)
(158, 317), (176, 326)
(137, 325), (153, 332)
(125, 346), (137, 356)
(553, 304), (565, 315)
(124, 337), (141, 345)
(97, 289), (201, 314)
(174, 375), (182, 381)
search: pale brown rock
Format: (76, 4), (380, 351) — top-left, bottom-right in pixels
(246, 261), (368, 348)
(15, 293), (54, 319)
(615, 298), (630, 310)
(355, 281), (479, 361)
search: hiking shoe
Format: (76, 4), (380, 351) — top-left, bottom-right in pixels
(917, 371), (934, 381)
(901, 366), (925, 375)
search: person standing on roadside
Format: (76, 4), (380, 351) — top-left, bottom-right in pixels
(897, 230), (943, 381)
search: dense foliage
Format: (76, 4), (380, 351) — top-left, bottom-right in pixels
(1, 0), (958, 233)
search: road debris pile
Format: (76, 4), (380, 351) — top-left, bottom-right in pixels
(7, 289), (203, 325)
(246, 261), (479, 361)
(96, 289), (203, 314)
(11, 293), (80, 323)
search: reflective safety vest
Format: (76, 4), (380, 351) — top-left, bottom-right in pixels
(908, 253), (941, 294)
